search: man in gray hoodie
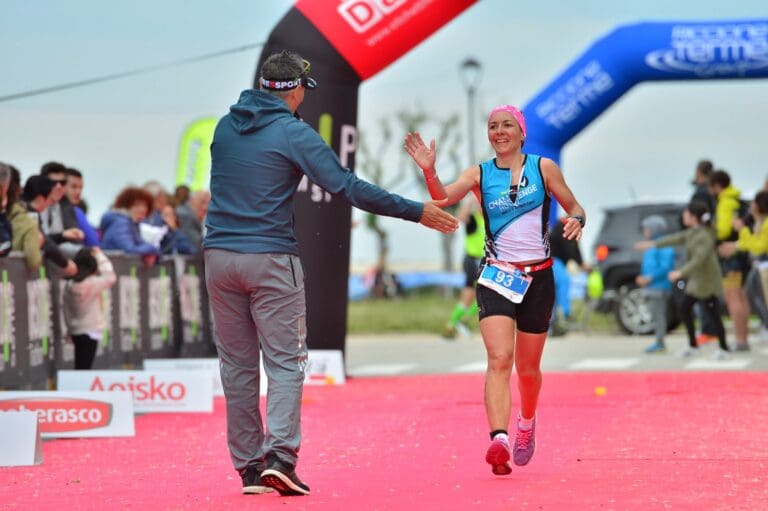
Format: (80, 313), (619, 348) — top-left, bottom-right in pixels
(203, 50), (457, 496)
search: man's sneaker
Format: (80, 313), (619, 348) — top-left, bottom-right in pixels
(513, 418), (537, 466)
(239, 466), (274, 495)
(711, 348), (731, 361)
(644, 342), (666, 354)
(485, 436), (512, 475)
(677, 346), (699, 358)
(731, 342), (750, 352)
(260, 466), (310, 496)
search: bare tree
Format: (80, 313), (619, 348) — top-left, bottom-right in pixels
(395, 109), (464, 271)
(355, 106), (464, 298)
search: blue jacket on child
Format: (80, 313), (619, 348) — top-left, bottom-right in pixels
(640, 215), (675, 291)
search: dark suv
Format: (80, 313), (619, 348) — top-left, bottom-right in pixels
(592, 202), (685, 335)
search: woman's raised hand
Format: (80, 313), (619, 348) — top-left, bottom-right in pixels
(404, 132), (437, 172)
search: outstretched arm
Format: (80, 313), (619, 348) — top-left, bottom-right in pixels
(404, 131), (478, 206)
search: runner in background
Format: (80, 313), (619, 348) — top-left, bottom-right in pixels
(443, 196), (485, 339)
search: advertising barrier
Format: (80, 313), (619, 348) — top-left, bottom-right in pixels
(0, 391), (135, 438)
(0, 256), (53, 389)
(0, 411), (42, 466)
(0, 253), (218, 390)
(57, 370), (214, 413)
(143, 358), (223, 397)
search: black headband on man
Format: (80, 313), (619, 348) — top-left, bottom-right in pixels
(260, 58), (317, 91)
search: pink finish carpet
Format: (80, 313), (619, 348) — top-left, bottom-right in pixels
(2, 372), (767, 510)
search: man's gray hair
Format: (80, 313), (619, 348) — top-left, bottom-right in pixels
(260, 50), (305, 99)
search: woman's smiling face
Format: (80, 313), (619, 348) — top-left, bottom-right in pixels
(487, 111), (524, 154)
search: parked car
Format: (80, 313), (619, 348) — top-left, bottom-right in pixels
(592, 201), (686, 335)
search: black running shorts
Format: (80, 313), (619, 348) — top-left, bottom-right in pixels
(476, 266), (555, 334)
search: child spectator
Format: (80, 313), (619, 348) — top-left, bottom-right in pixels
(62, 247), (116, 369)
(638, 199), (729, 360)
(635, 215), (676, 353)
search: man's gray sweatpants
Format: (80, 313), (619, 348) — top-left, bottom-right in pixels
(204, 249), (308, 472)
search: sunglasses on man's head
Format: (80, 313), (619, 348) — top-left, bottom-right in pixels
(299, 59), (316, 90)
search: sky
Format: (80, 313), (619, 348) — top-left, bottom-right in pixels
(1, 0), (767, 271)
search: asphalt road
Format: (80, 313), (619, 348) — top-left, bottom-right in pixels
(345, 330), (768, 377)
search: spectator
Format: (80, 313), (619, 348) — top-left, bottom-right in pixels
(158, 204), (195, 255)
(176, 190), (210, 253)
(100, 186), (159, 267)
(174, 184), (190, 207)
(549, 217), (590, 336)
(64, 167), (100, 247)
(635, 215), (676, 353)
(39, 161), (84, 255)
(689, 159), (719, 345)
(442, 197), (484, 339)
(0, 164), (11, 257)
(720, 190), (768, 343)
(638, 199), (729, 360)
(62, 247), (116, 369)
(22, 174), (76, 277)
(142, 180), (172, 226)
(4, 165), (43, 270)
(691, 159), (716, 215)
(710, 169), (751, 351)
(140, 181), (197, 255)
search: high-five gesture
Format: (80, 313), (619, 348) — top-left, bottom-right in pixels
(404, 132), (437, 172)
(405, 131), (447, 200)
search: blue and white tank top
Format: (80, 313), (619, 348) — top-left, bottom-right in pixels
(480, 154), (551, 262)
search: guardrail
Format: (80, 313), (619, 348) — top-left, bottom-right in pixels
(0, 252), (215, 390)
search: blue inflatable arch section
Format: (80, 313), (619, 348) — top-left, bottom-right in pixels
(523, 19), (768, 168)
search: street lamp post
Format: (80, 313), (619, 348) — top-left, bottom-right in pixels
(459, 57), (483, 166)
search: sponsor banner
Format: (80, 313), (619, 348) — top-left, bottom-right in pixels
(295, 0), (477, 79)
(645, 22), (768, 78)
(0, 411), (42, 466)
(305, 350), (346, 385)
(0, 267), (18, 380)
(0, 391), (134, 438)
(142, 350), (345, 400)
(143, 358), (223, 397)
(57, 370), (213, 413)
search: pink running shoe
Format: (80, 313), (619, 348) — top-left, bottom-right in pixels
(485, 436), (512, 475)
(513, 417), (536, 466)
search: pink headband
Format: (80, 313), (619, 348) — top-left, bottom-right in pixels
(488, 105), (527, 139)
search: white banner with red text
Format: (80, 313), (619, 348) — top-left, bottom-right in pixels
(57, 370), (213, 413)
(0, 391), (135, 439)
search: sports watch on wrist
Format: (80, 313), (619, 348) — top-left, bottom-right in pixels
(570, 215), (585, 228)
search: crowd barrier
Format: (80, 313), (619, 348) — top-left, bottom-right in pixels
(0, 252), (216, 390)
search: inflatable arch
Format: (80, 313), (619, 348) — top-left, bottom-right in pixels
(256, 2), (768, 353)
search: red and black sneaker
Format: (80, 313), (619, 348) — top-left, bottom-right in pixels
(260, 466), (310, 496)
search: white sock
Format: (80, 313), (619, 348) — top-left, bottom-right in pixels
(493, 432), (509, 442)
(518, 415), (534, 431)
